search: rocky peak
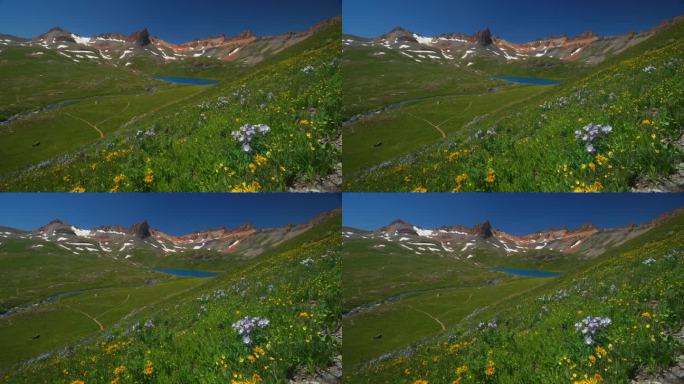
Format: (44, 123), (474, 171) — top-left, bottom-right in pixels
(130, 220), (151, 239)
(475, 220), (493, 239)
(35, 219), (75, 235)
(129, 28), (151, 46)
(237, 30), (254, 39)
(474, 28), (493, 46)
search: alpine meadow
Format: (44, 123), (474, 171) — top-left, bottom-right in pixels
(0, 14), (341, 192)
(342, 8), (684, 192)
(0, 194), (342, 384)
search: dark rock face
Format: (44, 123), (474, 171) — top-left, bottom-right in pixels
(130, 28), (151, 46)
(474, 28), (493, 46)
(476, 220), (493, 239)
(131, 220), (151, 239)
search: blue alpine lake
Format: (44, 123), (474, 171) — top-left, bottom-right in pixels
(495, 76), (560, 85)
(495, 268), (560, 278)
(153, 76), (219, 85)
(154, 268), (219, 277)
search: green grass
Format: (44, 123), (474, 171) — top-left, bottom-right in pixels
(342, 46), (499, 119)
(1, 214), (341, 384)
(344, 213), (684, 383)
(342, 236), (589, 368)
(344, 20), (684, 191)
(0, 22), (341, 192)
(343, 85), (547, 176)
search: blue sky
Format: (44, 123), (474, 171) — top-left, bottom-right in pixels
(0, 193), (340, 235)
(0, 0), (340, 43)
(343, 193), (684, 234)
(344, 0), (684, 42)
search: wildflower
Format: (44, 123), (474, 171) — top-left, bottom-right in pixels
(641, 311), (652, 318)
(412, 186), (428, 192)
(588, 162), (597, 172)
(231, 316), (270, 345)
(455, 365), (468, 374)
(230, 181), (261, 192)
(643, 65), (656, 73)
(143, 360), (154, 375)
(248, 163), (257, 172)
(299, 119), (310, 126)
(113, 174), (126, 184)
(412, 380), (428, 384)
(643, 257), (656, 265)
(231, 124), (270, 153)
(575, 316), (612, 345)
(485, 168), (496, 184)
(595, 154), (609, 165)
(485, 360), (496, 376)
(298, 312), (310, 318)
(300, 257), (314, 266)
(595, 345), (608, 357)
(70, 185), (86, 193)
(254, 154), (268, 166)
(302, 65), (314, 74)
(641, 119), (654, 126)
(114, 365), (126, 375)
(70, 381), (85, 384)
(144, 168), (154, 184)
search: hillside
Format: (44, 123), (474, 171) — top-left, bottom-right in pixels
(343, 17), (684, 192)
(0, 18), (341, 192)
(343, 209), (684, 383)
(0, 211), (341, 383)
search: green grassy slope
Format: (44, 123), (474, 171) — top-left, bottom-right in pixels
(345, 213), (684, 383)
(1, 22), (341, 192)
(342, 235), (590, 368)
(1, 214), (341, 384)
(345, 21), (684, 191)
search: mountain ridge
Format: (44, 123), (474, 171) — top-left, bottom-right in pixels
(0, 16), (341, 64)
(343, 207), (684, 257)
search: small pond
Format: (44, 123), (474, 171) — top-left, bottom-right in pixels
(495, 76), (560, 85)
(153, 76), (219, 85)
(154, 268), (219, 277)
(495, 268), (560, 278)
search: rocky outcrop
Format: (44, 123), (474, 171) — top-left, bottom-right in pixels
(129, 28), (151, 46)
(474, 28), (493, 46)
(131, 220), (151, 239)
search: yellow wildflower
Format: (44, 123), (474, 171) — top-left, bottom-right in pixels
(485, 360), (496, 376)
(143, 360), (153, 375)
(144, 168), (154, 184)
(248, 163), (257, 172)
(455, 365), (468, 374)
(230, 181), (261, 192)
(595, 154), (609, 165)
(412, 186), (427, 193)
(254, 154), (268, 166)
(485, 168), (496, 184)
(70, 185), (86, 193)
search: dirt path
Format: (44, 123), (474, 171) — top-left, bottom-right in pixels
(436, 100), (473, 127)
(66, 305), (104, 331)
(96, 100), (131, 126)
(96, 293), (131, 318)
(64, 112), (104, 139)
(122, 87), (207, 129)
(407, 112), (446, 138)
(408, 304), (446, 331)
